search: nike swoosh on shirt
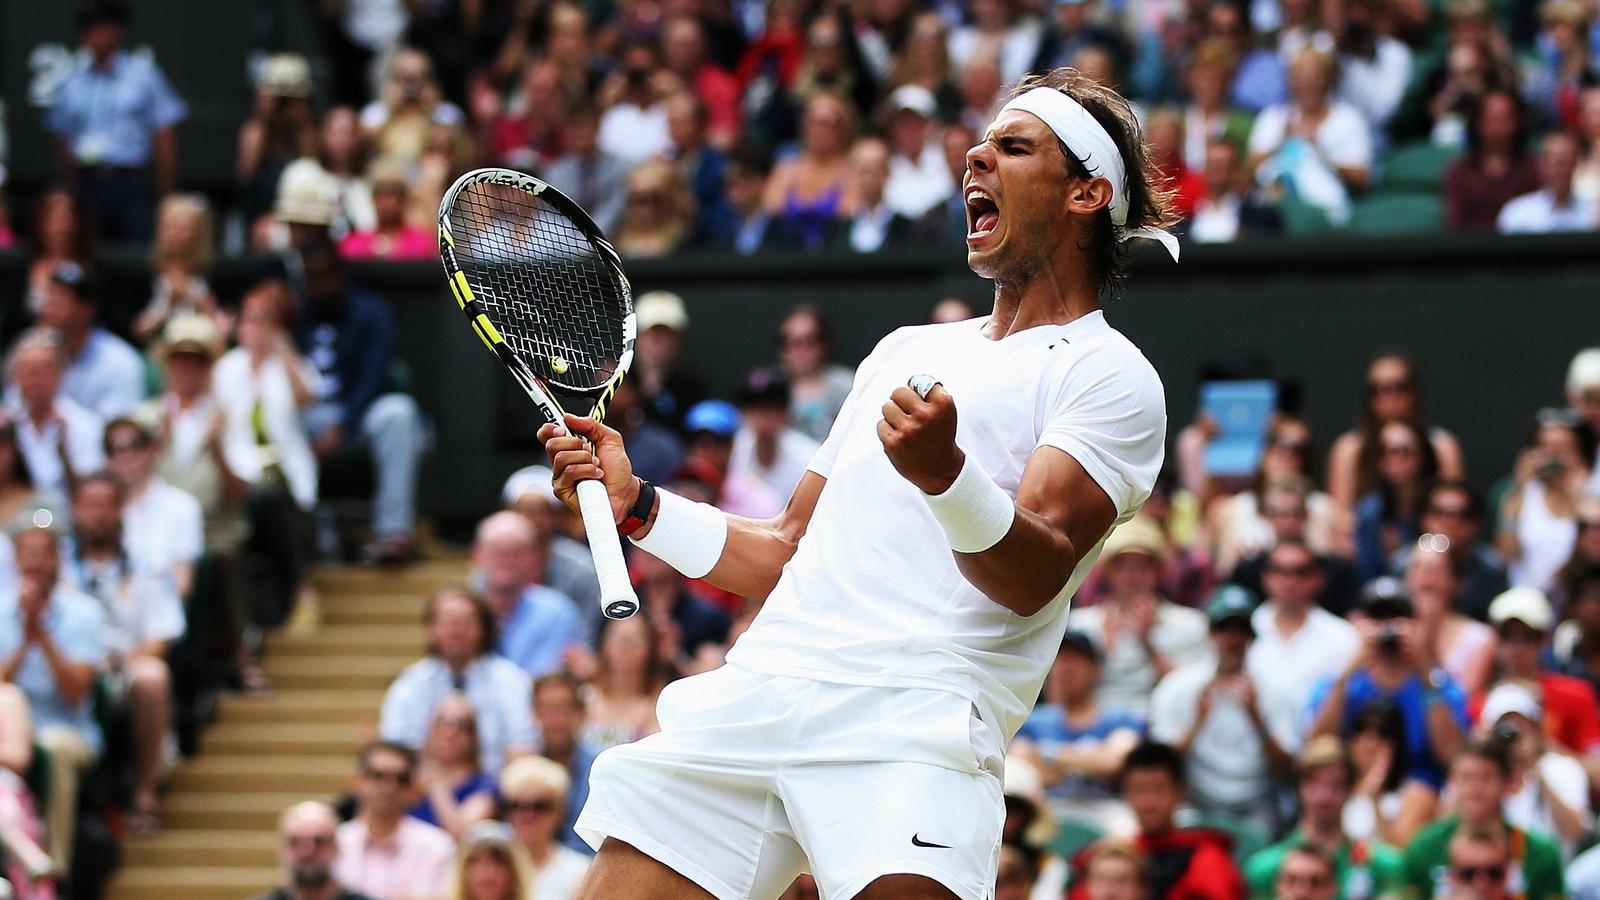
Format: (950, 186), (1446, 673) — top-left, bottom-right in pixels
(910, 833), (952, 849)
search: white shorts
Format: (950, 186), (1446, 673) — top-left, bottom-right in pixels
(575, 663), (1006, 900)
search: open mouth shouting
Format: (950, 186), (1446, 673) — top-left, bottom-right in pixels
(965, 186), (1000, 243)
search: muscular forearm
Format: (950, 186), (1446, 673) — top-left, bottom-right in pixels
(953, 506), (1077, 617)
(36, 635), (92, 706)
(1310, 674), (1349, 739)
(699, 514), (803, 600)
(1423, 700), (1464, 765)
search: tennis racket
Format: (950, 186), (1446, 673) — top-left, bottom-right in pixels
(438, 168), (639, 620)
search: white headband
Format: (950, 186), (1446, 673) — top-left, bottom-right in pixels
(999, 87), (1180, 262)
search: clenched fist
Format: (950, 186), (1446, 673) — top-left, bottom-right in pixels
(877, 379), (965, 495)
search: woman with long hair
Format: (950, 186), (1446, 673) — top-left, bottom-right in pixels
(318, 105), (378, 236)
(25, 186), (92, 315)
(581, 612), (665, 751)
(1553, 496), (1600, 608)
(614, 158), (696, 260)
(412, 693), (497, 840)
(1406, 541), (1497, 694)
(135, 194), (226, 344)
(1353, 419), (1440, 582)
(498, 755), (591, 898)
(1498, 408), (1595, 593)
(236, 53), (319, 226)
(449, 820), (535, 900)
(774, 305), (855, 444)
(1247, 47), (1373, 224)
(1327, 352), (1465, 513)
(1342, 701), (1437, 847)
(1442, 90), (1540, 230)
(1206, 417), (1339, 572)
(762, 91), (858, 250)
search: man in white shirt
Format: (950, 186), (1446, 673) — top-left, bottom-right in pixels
(729, 369), (820, 500)
(884, 85), (956, 220)
(1150, 585), (1297, 836)
(597, 43), (673, 165)
(35, 262), (145, 420)
(4, 329), (104, 501)
(1330, 0), (1413, 139)
(539, 68), (1174, 899)
(1498, 131), (1598, 234)
(1247, 538), (1361, 723)
(103, 416), (204, 598)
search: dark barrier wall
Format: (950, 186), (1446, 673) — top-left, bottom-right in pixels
(2, 234), (1597, 530)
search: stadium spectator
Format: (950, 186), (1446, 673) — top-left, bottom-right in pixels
(1207, 0), (1289, 113)
(789, 12), (874, 118)
(359, 48), (466, 170)
(706, 143), (801, 253)
(236, 53), (318, 232)
(1547, 565), (1600, 694)
(834, 136), (929, 252)
(583, 378), (682, 489)
(1071, 842), (1144, 900)
(614, 158), (696, 260)
(681, 400), (782, 519)
(1245, 539), (1361, 711)
(1071, 516), (1210, 717)
(630, 291), (706, 434)
(64, 471), (184, 830)
(1390, 480), (1508, 621)
(882, 12), (959, 117)
(1567, 347), (1600, 488)
(408, 692), (496, 840)
(0, 525), (104, 869)
(661, 17), (741, 148)
(1576, 87), (1600, 203)
(1352, 419), (1440, 581)
(1228, 478), (1358, 614)
(928, 297), (977, 324)
(497, 755), (591, 897)
(1400, 739), (1565, 899)
(1525, 0), (1599, 130)
(295, 240), (426, 563)
(1011, 630), (1142, 830)
(317, 106), (378, 238)
(380, 587), (535, 775)
(935, 121), (979, 242)
(774, 305), (854, 444)
(1182, 41), (1256, 170)
(730, 368), (818, 500)
(333, 741), (456, 899)
(337, 160), (433, 261)
(1444, 90), (1542, 231)
(36, 261), (143, 421)
(1150, 585), (1296, 834)
(261, 158), (341, 252)
(1243, 736), (1407, 899)
(665, 94), (731, 239)
(44, 0), (186, 243)
(469, 513), (582, 678)
(530, 673), (598, 854)
(1342, 699), (1438, 847)
(1248, 47), (1372, 225)
(1571, 841), (1600, 898)
(257, 801), (372, 900)
(598, 41), (676, 165)
(4, 330), (105, 502)
(483, 60), (567, 172)
(1497, 408), (1592, 592)
(103, 415), (203, 596)
(1413, 0), (1519, 146)
(956, 56), (1006, 135)
(762, 92), (857, 251)
(1329, 0), (1413, 136)
(1035, 0), (1132, 76)
(1206, 416), (1335, 572)
(1310, 578), (1469, 792)
(1146, 109), (1207, 219)
(1473, 681), (1593, 852)
(134, 193), (224, 346)
(1555, 496), (1600, 605)
(1327, 352), (1465, 514)
(1441, 826), (1516, 900)
(882, 85), (955, 221)
(581, 613), (664, 750)
(1269, 844), (1338, 900)
(1186, 137), (1284, 242)
(632, 550), (731, 666)
(536, 104), (627, 236)
(993, 844), (1035, 900)
(1478, 587), (1600, 768)
(448, 820), (535, 900)
(500, 467), (599, 633)
(1498, 130), (1598, 233)
(948, 0), (1047, 86)
(1405, 538), (1497, 694)
(23, 186), (93, 315)
(0, 739), (54, 897)
(1072, 741), (1244, 900)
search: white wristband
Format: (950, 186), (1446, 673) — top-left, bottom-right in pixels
(628, 487), (729, 579)
(921, 454), (1015, 553)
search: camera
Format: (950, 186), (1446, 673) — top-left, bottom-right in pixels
(1493, 720), (1521, 745)
(1376, 623), (1402, 655)
(1537, 456), (1568, 481)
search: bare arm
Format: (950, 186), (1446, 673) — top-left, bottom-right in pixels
(34, 630), (93, 708)
(55, 138), (77, 180)
(1034, 728), (1140, 783)
(0, 684), (34, 773)
(1382, 780), (1438, 847)
(153, 127), (179, 197)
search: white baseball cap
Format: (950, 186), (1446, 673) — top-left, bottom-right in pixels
(635, 291), (689, 333)
(887, 84), (938, 119)
(502, 465), (557, 506)
(1481, 681), (1542, 724)
(1488, 587), (1554, 632)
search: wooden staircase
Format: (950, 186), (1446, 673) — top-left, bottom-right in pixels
(105, 561), (469, 900)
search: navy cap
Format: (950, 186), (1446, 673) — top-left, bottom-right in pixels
(50, 261), (95, 300)
(1058, 629), (1102, 665)
(684, 400), (741, 438)
(1205, 584), (1259, 630)
(739, 368), (790, 407)
(1358, 576), (1414, 619)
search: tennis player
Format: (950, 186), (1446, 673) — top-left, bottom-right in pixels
(539, 67), (1178, 900)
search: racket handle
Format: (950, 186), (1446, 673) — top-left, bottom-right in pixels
(576, 478), (639, 619)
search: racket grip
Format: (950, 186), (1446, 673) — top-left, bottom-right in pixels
(576, 478), (639, 619)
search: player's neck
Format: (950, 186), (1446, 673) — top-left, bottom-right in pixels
(985, 266), (1100, 339)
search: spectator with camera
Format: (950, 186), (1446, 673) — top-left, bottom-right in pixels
(1476, 587), (1600, 775)
(333, 741), (455, 900)
(1473, 682), (1593, 854)
(1405, 537), (1498, 695)
(1497, 408), (1593, 594)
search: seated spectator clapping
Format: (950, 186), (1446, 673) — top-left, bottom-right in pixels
(4, 331), (104, 503)
(409, 693), (497, 841)
(379, 587), (536, 776)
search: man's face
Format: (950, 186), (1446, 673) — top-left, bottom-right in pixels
(12, 531), (60, 586)
(73, 481), (122, 545)
(1202, 141), (1240, 196)
(1085, 855), (1144, 900)
(636, 325), (683, 369)
(1104, 552), (1160, 597)
(534, 682), (583, 747)
(1540, 135), (1579, 194)
(849, 141), (892, 208)
(429, 593), (483, 664)
(1495, 620), (1544, 676)
(662, 18), (705, 73)
(280, 811), (338, 890)
(40, 285), (93, 336)
(1448, 839), (1511, 900)
(82, 21), (123, 58)
(357, 748), (414, 817)
(1420, 487), (1478, 550)
(689, 433), (734, 474)
(164, 352), (210, 399)
(1448, 755), (1507, 825)
(963, 110), (1081, 280)
(1263, 545), (1322, 606)
(300, 252), (345, 305)
(1122, 768), (1181, 833)
(1210, 619), (1253, 660)
(889, 109), (932, 156)
(10, 347), (63, 407)
(1275, 850), (1337, 900)
(1298, 764), (1350, 828)
(742, 404), (788, 441)
(473, 530), (538, 594)
(726, 166), (766, 214)
(105, 424), (155, 486)
(1046, 649), (1099, 702)
(667, 97), (703, 151)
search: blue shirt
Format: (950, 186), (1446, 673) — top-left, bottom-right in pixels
(1016, 704), (1145, 802)
(557, 739), (599, 855)
(499, 585), (584, 678)
(63, 329), (146, 421)
(0, 587), (107, 754)
(410, 772), (496, 829)
(1310, 668), (1469, 790)
(379, 654), (537, 775)
(1231, 50), (1288, 113)
(46, 50), (187, 167)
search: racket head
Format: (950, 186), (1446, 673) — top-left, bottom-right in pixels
(438, 168), (636, 420)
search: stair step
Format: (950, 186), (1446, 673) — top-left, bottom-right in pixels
(265, 625), (424, 657)
(262, 655), (408, 690)
(122, 829), (279, 868)
(314, 564), (467, 595)
(218, 689), (386, 724)
(204, 721), (367, 756)
(322, 594), (430, 625)
(162, 792), (333, 831)
(169, 755), (353, 793)
(107, 865), (280, 899)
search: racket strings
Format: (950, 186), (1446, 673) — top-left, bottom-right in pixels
(447, 182), (628, 391)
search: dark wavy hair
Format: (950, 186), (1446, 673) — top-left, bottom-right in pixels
(1004, 68), (1179, 298)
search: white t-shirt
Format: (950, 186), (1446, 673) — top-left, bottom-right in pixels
(1071, 600), (1212, 717)
(1247, 601), (1360, 728)
(123, 479), (204, 578)
(1149, 659), (1302, 807)
(1247, 101), (1373, 172)
(530, 845), (592, 900)
(730, 426), (820, 500)
(726, 313), (1167, 739)
(886, 141), (956, 220)
(63, 554), (185, 656)
(1496, 190), (1599, 235)
(1504, 751), (1592, 855)
(597, 102), (672, 165)
(8, 397), (105, 500)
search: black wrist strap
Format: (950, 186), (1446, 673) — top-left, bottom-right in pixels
(618, 478), (656, 537)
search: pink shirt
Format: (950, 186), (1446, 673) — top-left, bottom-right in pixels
(333, 816), (455, 899)
(338, 226), (435, 261)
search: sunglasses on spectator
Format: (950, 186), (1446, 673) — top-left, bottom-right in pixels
(1269, 438), (1310, 454)
(1367, 379), (1413, 396)
(108, 439), (150, 454)
(364, 767), (412, 786)
(286, 834), (333, 849)
(435, 714), (475, 731)
(1263, 504), (1306, 518)
(1380, 442), (1418, 457)
(1266, 563), (1318, 578)
(1580, 518), (1600, 533)
(1453, 865), (1506, 883)
(503, 798), (558, 815)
